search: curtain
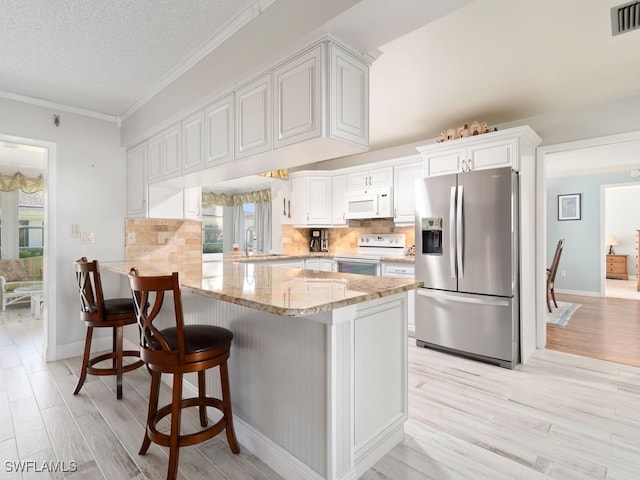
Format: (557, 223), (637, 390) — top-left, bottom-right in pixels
(0, 173), (44, 193)
(232, 204), (245, 251)
(255, 202), (272, 253)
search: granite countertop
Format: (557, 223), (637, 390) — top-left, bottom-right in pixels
(101, 261), (422, 317)
(222, 252), (333, 262)
(380, 255), (415, 263)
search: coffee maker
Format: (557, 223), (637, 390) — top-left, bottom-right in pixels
(310, 229), (321, 252)
(320, 229), (329, 252)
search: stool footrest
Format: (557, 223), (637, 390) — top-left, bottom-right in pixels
(86, 351), (144, 376)
(148, 397), (228, 448)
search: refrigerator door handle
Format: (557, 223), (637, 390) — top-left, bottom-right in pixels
(417, 288), (510, 307)
(449, 186), (457, 279)
(456, 185), (464, 278)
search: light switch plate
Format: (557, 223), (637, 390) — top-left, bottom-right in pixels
(80, 232), (95, 244)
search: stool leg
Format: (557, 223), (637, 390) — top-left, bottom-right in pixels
(220, 360), (240, 454)
(140, 370), (160, 456)
(114, 326), (124, 400)
(73, 327), (93, 395)
(167, 373), (183, 480)
(197, 370), (208, 427)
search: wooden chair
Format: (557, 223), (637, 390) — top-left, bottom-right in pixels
(128, 268), (239, 480)
(74, 257), (144, 399)
(546, 239), (565, 313)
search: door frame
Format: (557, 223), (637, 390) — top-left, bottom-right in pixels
(0, 132), (57, 361)
(535, 130), (640, 349)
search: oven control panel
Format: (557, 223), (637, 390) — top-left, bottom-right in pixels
(358, 233), (406, 248)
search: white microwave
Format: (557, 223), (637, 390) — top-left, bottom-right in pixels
(345, 186), (393, 220)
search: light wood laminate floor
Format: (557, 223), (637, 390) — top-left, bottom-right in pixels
(2, 307), (640, 479)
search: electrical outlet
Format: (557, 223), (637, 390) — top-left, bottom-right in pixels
(560, 270), (566, 277)
(80, 232), (95, 244)
(158, 232), (171, 244)
(127, 232), (136, 244)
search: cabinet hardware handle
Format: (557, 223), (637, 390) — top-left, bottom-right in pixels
(468, 159), (473, 170)
(461, 160), (467, 172)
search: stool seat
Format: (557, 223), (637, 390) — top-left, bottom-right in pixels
(129, 268), (239, 480)
(74, 257), (144, 400)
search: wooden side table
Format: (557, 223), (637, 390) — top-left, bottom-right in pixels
(606, 254), (628, 280)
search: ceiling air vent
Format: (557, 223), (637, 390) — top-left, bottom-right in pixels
(611, 1), (640, 35)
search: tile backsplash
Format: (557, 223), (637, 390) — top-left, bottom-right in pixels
(281, 219), (415, 255)
(125, 218), (202, 265)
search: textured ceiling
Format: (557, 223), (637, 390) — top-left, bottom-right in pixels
(0, 0), (264, 116)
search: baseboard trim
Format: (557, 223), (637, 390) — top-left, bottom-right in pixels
(555, 289), (601, 297)
(56, 336), (139, 360)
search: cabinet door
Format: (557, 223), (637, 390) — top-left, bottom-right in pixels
(331, 174), (347, 225)
(329, 44), (368, 146)
(369, 166), (393, 187)
(162, 123), (182, 179)
(236, 73), (272, 159)
(468, 138), (516, 171)
(424, 149), (464, 177)
(147, 133), (162, 184)
(127, 142), (147, 217)
(346, 170), (369, 190)
(184, 186), (202, 220)
(274, 46), (322, 149)
(307, 177), (332, 225)
(290, 177), (306, 225)
(182, 111), (205, 174)
(205, 93), (234, 167)
(393, 159), (423, 223)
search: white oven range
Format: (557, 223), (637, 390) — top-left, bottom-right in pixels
(334, 233), (406, 276)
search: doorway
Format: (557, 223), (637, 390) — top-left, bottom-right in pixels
(0, 135), (51, 360)
(537, 131), (640, 366)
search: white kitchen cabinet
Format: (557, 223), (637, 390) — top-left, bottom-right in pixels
(147, 133), (162, 184)
(329, 42), (369, 147)
(183, 186), (202, 220)
(346, 166), (393, 191)
(331, 174), (347, 226)
(236, 73), (272, 160)
(127, 141), (147, 217)
(260, 259), (304, 269)
(419, 126), (541, 177)
(162, 123), (182, 179)
(305, 258), (335, 272)
(381, 262), (415, 334)
(182, 111), (205, 174)
(274, 46), (322, 149)
(205, 93), (234, 167)
(393, 157), (423, 224)
(290, 173), (332, 226)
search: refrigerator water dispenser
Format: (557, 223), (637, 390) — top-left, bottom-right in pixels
(421, 217), (443, 255)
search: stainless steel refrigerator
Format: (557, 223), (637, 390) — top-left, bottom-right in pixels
(414, 166), (519, 368)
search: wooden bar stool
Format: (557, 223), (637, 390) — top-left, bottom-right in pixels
(74, 257), (144, 399)
(128, 268), (239, 480)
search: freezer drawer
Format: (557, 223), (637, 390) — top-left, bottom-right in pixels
(415, 288), (519, 367)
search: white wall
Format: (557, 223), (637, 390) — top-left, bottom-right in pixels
(605, 184), (640, 276)
(0, 98), (126, 360)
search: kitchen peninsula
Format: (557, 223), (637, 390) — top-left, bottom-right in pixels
(102, 259), (421, 480)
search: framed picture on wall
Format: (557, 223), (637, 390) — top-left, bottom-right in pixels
(558, 193), (581, 221)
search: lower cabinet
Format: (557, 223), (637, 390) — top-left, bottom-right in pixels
(381, 262), (415, 334)
(305, 258), (336, 272)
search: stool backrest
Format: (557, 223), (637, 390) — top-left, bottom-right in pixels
(128, 268), (186, 365)
(75, 257), (106, 321)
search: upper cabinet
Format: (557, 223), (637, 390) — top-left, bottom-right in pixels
(127, 142), (147, 217)
(346, 166), (393, 191)
(205, 93), (234, 167)
(148, 123), (182, 184)
(331, 174), (347, 226)
(393, 156), (423, 224)
(290, 172), (332, 227)
(418, 126), (542, 177)
(236, 73), (272, 160)
(182, 111), (205, 174)
(274, 46), (322, 149)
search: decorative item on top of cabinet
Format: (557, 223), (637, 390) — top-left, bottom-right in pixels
(419, 125), (541, 177)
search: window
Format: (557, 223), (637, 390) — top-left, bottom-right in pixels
(202, 204), (223, 254)
(18, 191), (44, 258)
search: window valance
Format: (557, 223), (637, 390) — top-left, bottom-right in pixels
(0, 172), (44, 193)
(202, 188), (271, 207)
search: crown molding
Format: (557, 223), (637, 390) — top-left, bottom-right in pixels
(119, 0), (276, 122)
(0, 89), (118, 123)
